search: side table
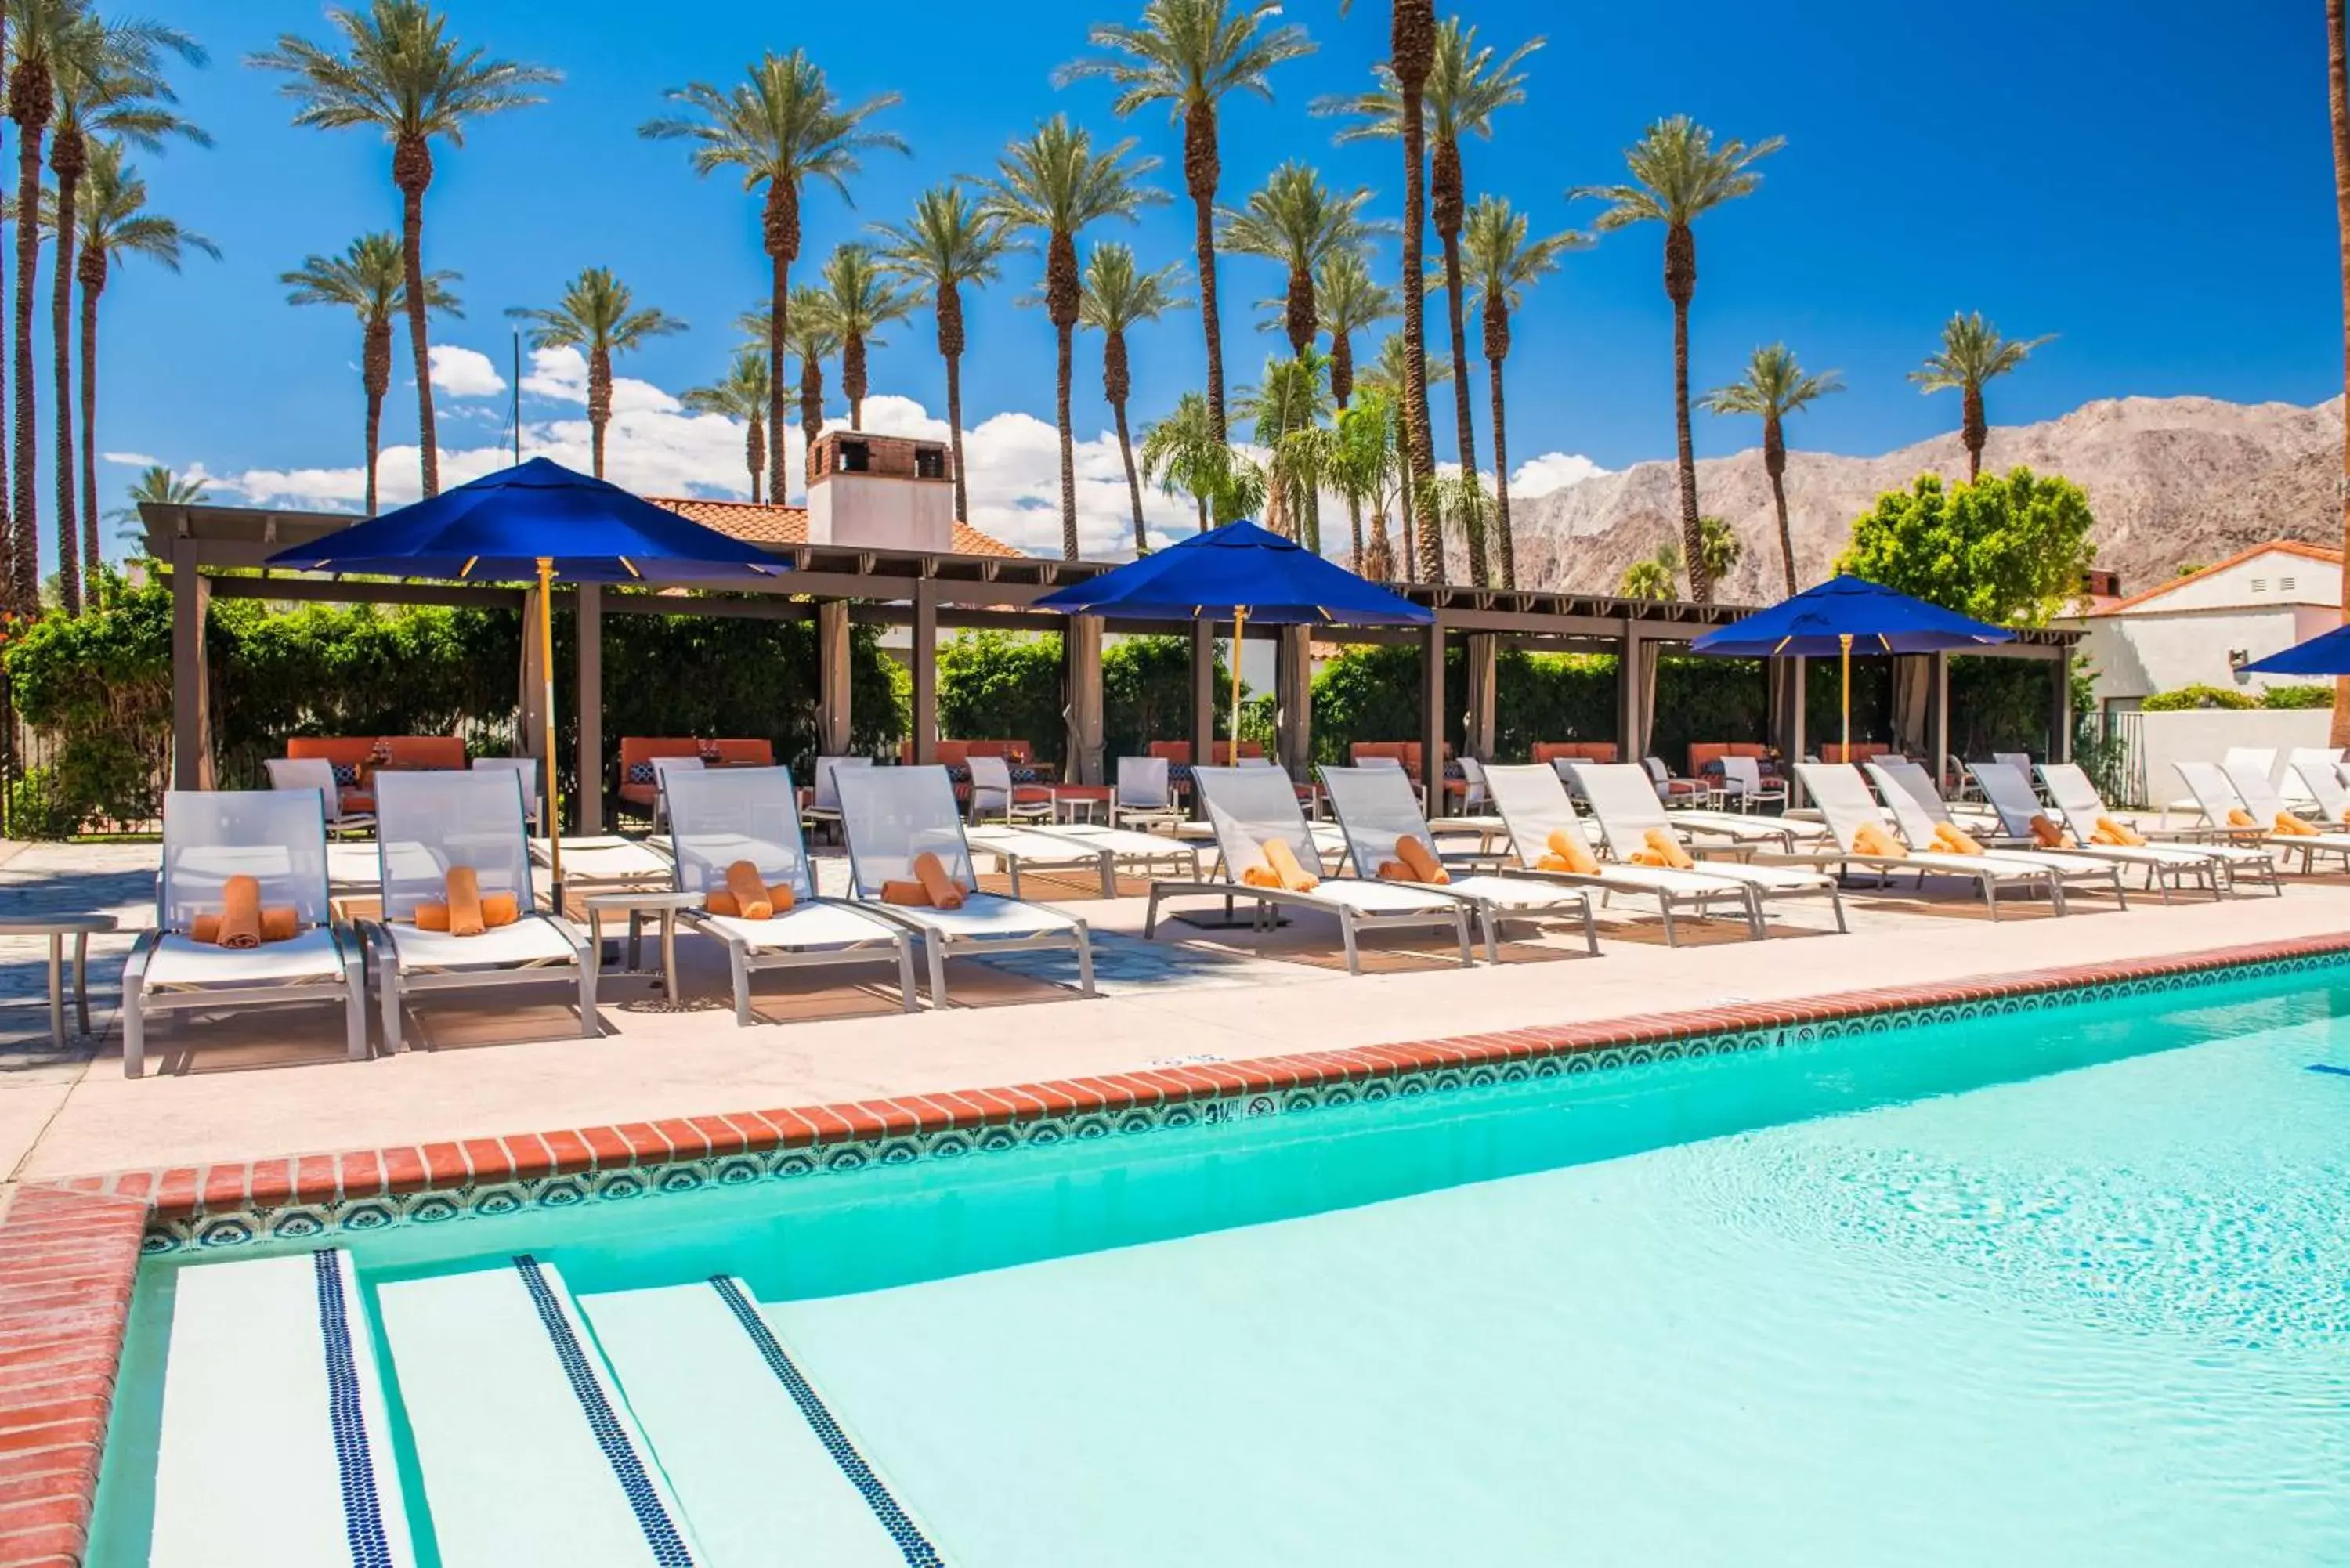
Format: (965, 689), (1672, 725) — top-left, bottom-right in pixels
(580, 891), (700, 1003)
(0, 914), (118, 1046)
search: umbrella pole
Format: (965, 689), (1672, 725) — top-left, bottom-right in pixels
(1839, 633), (1853, 761)
(1230, 606), (1247, 762)
(539, 556), (563, 910)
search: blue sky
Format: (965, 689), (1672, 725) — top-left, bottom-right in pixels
(80, 0), (2338, 558)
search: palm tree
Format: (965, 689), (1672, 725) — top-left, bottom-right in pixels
(39, 11), (206, 613)
(107, 461), (202, 550)
(1620, 537), (1679, 602)
(1459, 194), (1583, 590)
(1313, 249), (1396, 412)
(1058, 0), (1314, 443)
(1220, 160), (1384, 357)
(682, 347), (771, 503)
(1321, 18), (1536, 580)
(281, 231), (455, 518)
(1138, 388), (1226, 532)
(1571, 115), (1784, 605)
(1910, 312), (2052, 481)
(508, 268), (684, 480)
(71, 148), (212, 591)
(252, 2), (556, 500)
(873, 184), (1015, 526)
(1328, 385), (1400, 571)
(1079, 242), (1188, 552)
(747, 288), (841, 478)
(1357, 329), (1447, 580)
(1238, 349), (1333, 549)
(810, 242), (913, 430)
(1700, 342), (1842, 597)
(982, 115), (1164, 559)
(642, 50), (903, 504)
(1694, 514), (1741, 587)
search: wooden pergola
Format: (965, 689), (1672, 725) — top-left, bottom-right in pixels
(145, 502), (2079, 828)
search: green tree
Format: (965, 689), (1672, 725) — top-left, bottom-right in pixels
(1700, 343), (1841, 598)
(282, 231), (454, 517)
(1139, 388), (1234, 532)
(1571, 115), (1783, 605)
(1058, 0), (1314, 443)
(1078, 242), (1188, 552)
(1238, 349), (1333, 549)
(106, 461), (201, 549)
(681, 346), (771, 503)
(641, 49), (903, 503)
(1327, 385), (1400, 573)
(872, 184), (1016, 526)
(808, 241), (912, 430)
(1910, 311), (2052, 482)
(1357, 330), (1448, 578)
(252, 1), (557, 500)
(1835, 468), (2095, 627)
(1218, 159), (1383, 356)
(1459, 193), (1583, 588)
(1695, 514), (1741, 587)
(507, 266), (685, 479)
(1620, 537), (1680, 601)
(982, 114), (1164, 559)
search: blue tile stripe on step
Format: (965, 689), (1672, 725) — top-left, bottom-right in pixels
(511, 1255), (698, 1567)
(707, 1275), (945, 1567)
(311, 1249), (398, 1568)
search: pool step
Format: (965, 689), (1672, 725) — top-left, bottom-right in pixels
(152, 1248), (414, 1568)
(578, 1278), (938, 1567)
(375, 1255), (705, 1566)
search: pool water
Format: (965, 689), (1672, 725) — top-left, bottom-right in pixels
(99, 968), (2350, 1566)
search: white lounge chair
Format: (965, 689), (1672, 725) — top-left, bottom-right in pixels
(665, 765), (916, 1022)
(1791, 763), (2066, 919)
(1864, 761), (2129, 906)
(1571, 763), (1850, 927)
(1868, 757), (2001, 836)
(1319, 764), (1598, 961)
(1110, 755), (1184, 831)
(471, 756), (540, 827)
(1966, 761), (2234, 900)
(1599, 758), (1813, 853)
(836, 764), (1096, 1003)
(802, 755), (871, 843)
(648, 753), (703, 833)
(2035, 762), (2280, 896)
(967, 753), (1057, 826)
(121, 789), (368, 1078)
(1481, 763), (1777, 945)
(1144, 764), (1473, 974)
(364, 770), (594, 1051)
(2217, 760), (2350, 874)
(264, 756), (374, 838)
(2294, 755), (2350, 831)
(1718, 755), (1790, 815)
(2280, 746), (2344, 807)
(2164, 746), (2275, 822)
(965, 821), (1119, 897)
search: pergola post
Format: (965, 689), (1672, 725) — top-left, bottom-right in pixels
(2050, 649), (2073, 763)
(1930, 649), (1950, 791)
(1274, 623), (1312, 779)
(574, 584), (603, 833)
(519, 583), (547, 766)
(168, 540), (212, 790)
(816, 599), (851, 756)
(910, 582), (938, 764)
(1189, 620), (1215, 762)
(1464, 632), (1498, 760)
(1064, 613), (1105, 784)
(1616, 623), (1647, 764)
(1419, 616), (1446, 815)
(1789, 655), (1809, 807)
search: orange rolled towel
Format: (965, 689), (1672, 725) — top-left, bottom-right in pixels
(724, 859), (774, 921)
(1931, 823), (1986, 856)
(705, 890), (742, 917)
(1640, 826), (1695, 870)
(2339, 804), (2350, 826)
(1241, 865), (1283, 888)
(1542, 828), (1598, 876)
(445, 865), (485, 938)
(189, 914), (221, 944)
(258, 906), (300, 943)
(2093, 815), (2147, 847)
(880, 880), (930, 906)
(911, 851), (966, 910)
(1626, 847), (1673, 868)
(1851, 822), (1907, 859)
(1260, 837), (1320, 891)
(1394, 836), (1449, 884)
(216, 875), (262, 949)
(2272, 812), (2319, 837)
(413, 902), (450, 932)
(479, 892), (521, 928)
(2027, 814), (2072, 849)
(2225, 807), (2260, 830)
(1376, 858), (1414, 881)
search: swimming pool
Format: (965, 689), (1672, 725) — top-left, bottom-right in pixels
(92, 962), (2350, 1566)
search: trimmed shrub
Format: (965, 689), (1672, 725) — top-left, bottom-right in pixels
(2261, 683), (2334, 710)
(2142, 684), (2254, 712)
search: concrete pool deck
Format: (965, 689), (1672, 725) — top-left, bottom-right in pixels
(5, 835), (2350, 1187)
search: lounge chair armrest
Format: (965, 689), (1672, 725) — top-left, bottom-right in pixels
(120, 928), (162, 988)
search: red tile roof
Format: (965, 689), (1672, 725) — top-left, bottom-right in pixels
(645, 496), (1025, 559)
(2084, 539), (2343, 616)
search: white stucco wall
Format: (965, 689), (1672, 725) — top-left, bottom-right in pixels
(2068, 607), (2331, 706)
(2137, 708), (2335, 807)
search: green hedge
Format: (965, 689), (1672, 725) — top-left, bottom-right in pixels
(935, 631), (1231, 764)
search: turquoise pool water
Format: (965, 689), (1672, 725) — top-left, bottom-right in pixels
(99, 966), (2350, 1565)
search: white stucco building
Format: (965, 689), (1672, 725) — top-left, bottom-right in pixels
(2059, 541), (2341, 710)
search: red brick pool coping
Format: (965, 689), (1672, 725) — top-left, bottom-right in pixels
(5, 930), (2347, 1566)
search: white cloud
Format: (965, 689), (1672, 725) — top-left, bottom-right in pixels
(1509, 451), (1609, 498)
(427, 344), (508, 399)
(102, 450), (161, 468)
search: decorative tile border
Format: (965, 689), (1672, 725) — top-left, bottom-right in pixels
(5, 930), (2350, 1568)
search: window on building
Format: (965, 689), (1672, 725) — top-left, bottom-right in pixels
(2281, 576), (2298, 591)
(2250, 578), (2266, 592)
(839, 439), (871, 473)
(914, 444), (945, 479)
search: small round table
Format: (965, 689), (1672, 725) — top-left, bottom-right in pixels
(0, 914), (118, 1046)
(580, 891), (699, 1002)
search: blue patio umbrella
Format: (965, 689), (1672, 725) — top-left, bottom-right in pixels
(1031, 519), (1430, 746)
(2240, 625), (2350, 676)
(267, 457), (783, 891)
(1689, 574), (2016, 755)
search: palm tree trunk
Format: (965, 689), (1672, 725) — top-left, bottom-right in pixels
(1961, 385), (1985, 482)
(1401, 89), (1439, 585)
(938, 280), (970, 524)
(843, 330), (867, 430)
(800, 356), (823, 468)
(1347, 494), (1365, 573)
(363, 316), (390, 518)
(1487, 352), (1516, 590)
(1399, 467), (1419, 580)
(588, 347), (612, 479)
(746, 417), (764, 504)
(1055, 319), (1077, 559)
(763, 181), (794, 503)
(1440, 231), (1484, 585)
(10, 78), (47, 612)
(364, 386), (383, 519)
(1764, 417), (1796, 598)
(49, 147), (78, 613)
(1195, 493), (1208, 533)
(1668, 298), (1705, 604)
(392, 135), (439, 499)
(1185, 104), (1227, 441)
(1114, 399), (1145, 554)
(76, 260), (99, 596)
(2330, 0), (2350, 745)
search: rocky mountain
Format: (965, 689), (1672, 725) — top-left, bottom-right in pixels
(1509, 395), (2345, 604)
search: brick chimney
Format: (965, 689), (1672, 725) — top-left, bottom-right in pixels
(805, 428), (956, 551)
